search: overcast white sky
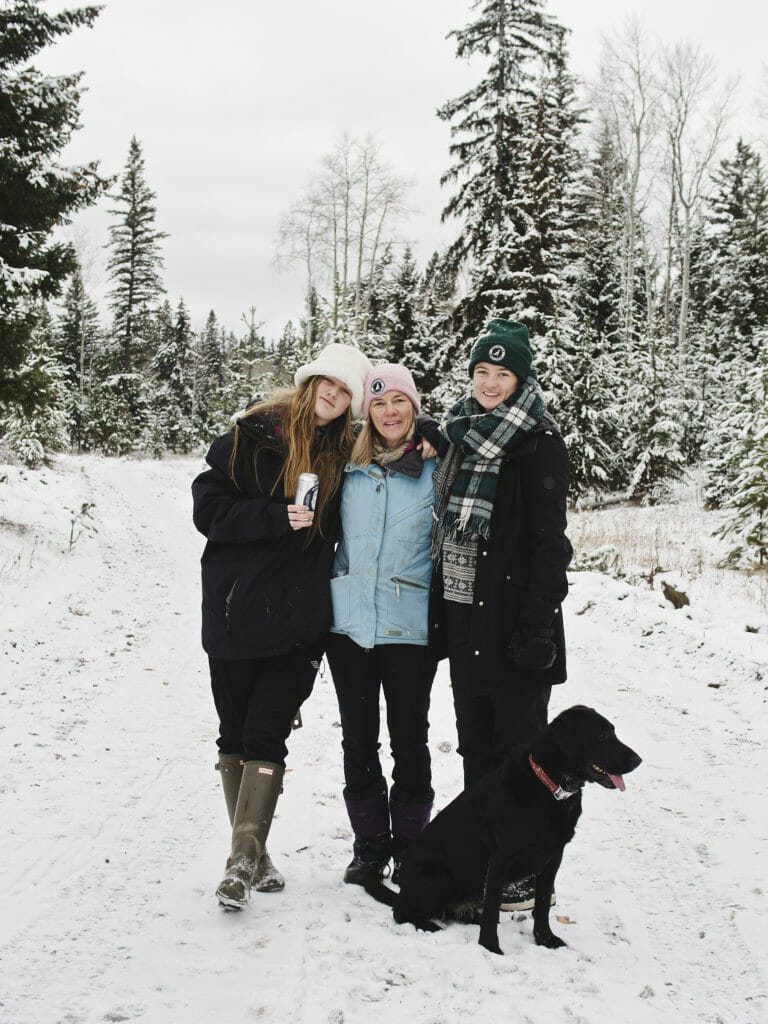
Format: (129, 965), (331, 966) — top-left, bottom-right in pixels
(38, 0), (767, 342)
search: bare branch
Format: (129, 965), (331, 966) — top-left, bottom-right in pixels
(275, 134), (411, 340)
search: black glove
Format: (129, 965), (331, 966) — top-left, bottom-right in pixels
(508, 627), (557, 670)
(416, 415), (447, 456)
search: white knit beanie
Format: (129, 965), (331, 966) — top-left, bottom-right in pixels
(294, 343), (373, 419)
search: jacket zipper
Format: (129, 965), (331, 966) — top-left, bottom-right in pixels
(392, 576), (429, 601)
(225, 579), (238, 633)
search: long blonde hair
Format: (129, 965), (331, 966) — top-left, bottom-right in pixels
(229, 377), (355, 540)
(349, 404), (416, 467)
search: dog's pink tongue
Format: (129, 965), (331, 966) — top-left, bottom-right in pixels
(609, 773), (626, 792)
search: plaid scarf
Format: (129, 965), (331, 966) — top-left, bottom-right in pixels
(431, 375), (546, 555)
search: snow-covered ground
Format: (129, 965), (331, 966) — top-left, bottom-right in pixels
(1, 454), (767, 1024)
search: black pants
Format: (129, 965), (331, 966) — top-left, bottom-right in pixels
(444, 600), (551, 790)
(209, 645), (322, 766)
(326, 632), (436, 805)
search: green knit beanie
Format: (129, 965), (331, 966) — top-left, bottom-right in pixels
(467, 318), (532, 381)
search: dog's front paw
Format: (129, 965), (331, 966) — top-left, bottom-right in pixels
(479, 935), (504, 955)
(413, 918), (442, 933)
(534, 928), (566, 949)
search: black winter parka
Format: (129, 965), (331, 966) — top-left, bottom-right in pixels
(192, 414), (341, 660)
(428, 416), (572, 688)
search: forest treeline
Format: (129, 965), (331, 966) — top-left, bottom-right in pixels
(1, 0), (767, 565)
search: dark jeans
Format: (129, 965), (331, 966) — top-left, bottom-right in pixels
(444, 600), (551, 790)
(326, 632), (436, 805)
(209, 646), (322, 766)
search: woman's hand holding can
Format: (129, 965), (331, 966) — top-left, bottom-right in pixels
(287, 504), (314, 530)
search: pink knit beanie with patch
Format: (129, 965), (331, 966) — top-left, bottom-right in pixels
(361, 364), (421, 421)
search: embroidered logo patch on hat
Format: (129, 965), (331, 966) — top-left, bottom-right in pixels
(489, 344), (506, 362)
(370, 378), (385, 395)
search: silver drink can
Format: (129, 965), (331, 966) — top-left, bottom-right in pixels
(294, 473), (319, 510)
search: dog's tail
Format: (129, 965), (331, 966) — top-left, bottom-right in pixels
(361, 879), (398, 908)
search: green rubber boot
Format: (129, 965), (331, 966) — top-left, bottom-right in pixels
(216, 755), (285, 893)
(215, 760), (284, 909)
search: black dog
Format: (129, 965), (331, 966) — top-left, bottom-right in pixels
(362, 705), (641, 954)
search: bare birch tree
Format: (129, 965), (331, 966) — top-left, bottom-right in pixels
(592, 20), (662, 344)
(276, 135), (410, 344)
(660, 42), (735, 366)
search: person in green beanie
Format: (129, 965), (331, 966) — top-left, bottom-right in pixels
(428, 317), (572, 911)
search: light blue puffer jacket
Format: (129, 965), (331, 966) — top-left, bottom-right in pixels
(330, 457), (435, 648)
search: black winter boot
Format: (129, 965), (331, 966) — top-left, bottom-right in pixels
(343, 832), (392, 886)
(390, 798), (432, 886)
(342, 788), (390, 885)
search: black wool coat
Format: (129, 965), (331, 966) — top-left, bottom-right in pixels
(192, 414), (342, 660)
(428, 416), (572, 688)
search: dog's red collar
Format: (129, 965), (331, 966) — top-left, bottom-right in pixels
(528, 754), (577, 801)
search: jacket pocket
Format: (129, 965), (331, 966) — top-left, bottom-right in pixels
(387, 495), (433, 530)
(385, 576), (429, 639)
(330, 572), (353, 633)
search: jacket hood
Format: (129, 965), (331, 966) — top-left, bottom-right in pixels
(234, 411), (281, 446)
(531, 412), (562, 438)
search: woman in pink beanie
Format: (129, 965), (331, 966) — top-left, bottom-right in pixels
(326, 364), (438, 889)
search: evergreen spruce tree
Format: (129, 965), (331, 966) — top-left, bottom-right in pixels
(567, 119), (632, 490)
(85, 364), (147, 456)
(417, 251), (461, 409)
(146, 299), (195, 453)
(371, 245), (452, 405)
(437, 0), (561, 340)
(675, 334), (713, 467)
(224, 314), (274, 411)
(55, 261), (100, 449)
(1, 308), (70, 466)
(192, 309), (226, 440)
(686, 142), (768, 475)
(299, 286), (328, 357)
(701, 355), (741, 510)
(105, 136), (168, 375)
(356, 245), (394, 362)
(383, 246), (421, 364)
(218, 330), (247, 416)
(571, 119), (626, 362)
(236, 307), (273, 398)
(86, 343), (149, 455)
(713, 334), (768, 566)
(273, 319), (305, 385)
(510, 30), (583, 338)
(273, 320), (294, 375)
(0, 0), (108, 413)
(702, 141), (768, 360)
(623, 333), (686, 501)
(547, 320), (619, 499)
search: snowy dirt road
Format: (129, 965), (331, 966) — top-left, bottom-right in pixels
(1, 455), (767, 1024)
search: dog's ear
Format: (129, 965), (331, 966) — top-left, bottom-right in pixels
(549, 706), (613, 757)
